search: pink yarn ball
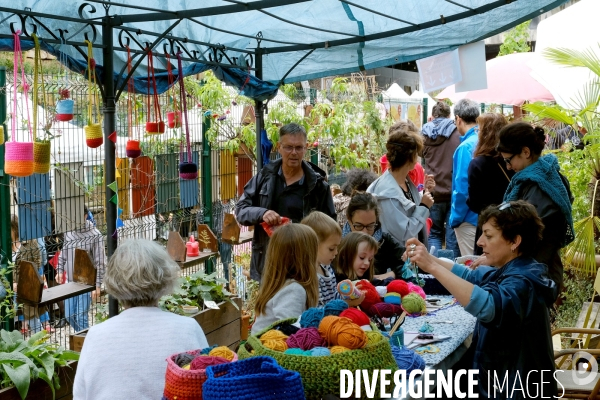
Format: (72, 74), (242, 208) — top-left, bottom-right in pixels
(189, 355), (229, 370)
(407, 282), (426, 299)
(286, 327), (327, 351)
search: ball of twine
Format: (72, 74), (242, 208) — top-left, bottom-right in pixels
(387, 280), (410, 297)
(365, 331), (383, 345)
(407, 282), (426, 299)
(208, 346), (235, 361)
(189, 355), (229, 371)
(300, 307), (324, 328)
(356, 280), (382, 313)
(286, 327), (327, 351)
(384, 292), (402, 305)
(368, 302), (404, 318)
(323, 299), (349, 317)
(402, 293), (426, 315)
(391, 345), (426, 374)
(260, 329), (289, 352)
(310, 347), (331, 357)
(329, 345), (350, 354)
(339, 308), (370, 327)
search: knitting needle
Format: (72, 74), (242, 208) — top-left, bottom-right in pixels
(389, 311), (407, 336)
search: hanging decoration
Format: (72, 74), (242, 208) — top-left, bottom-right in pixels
(5, 31), (34, 177)
(55, 38), (74, 122)
(145, 48), (165, 135)
(84, 40), (103, 148)
(32, 34), (51, 174)
(177, 52), (198, 180)
(125, 46), (141, 158)
(165, 53), (181, 129)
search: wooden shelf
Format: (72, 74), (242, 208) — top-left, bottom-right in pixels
(20, 282), (95, 307)
(222, 230), (253, 245)
(177, 251), (219, 270)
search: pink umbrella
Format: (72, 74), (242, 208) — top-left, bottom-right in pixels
(436, 52), (554, 106)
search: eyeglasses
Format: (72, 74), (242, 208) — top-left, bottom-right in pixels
(503, 153), (516, 166)
(280, 145), (306, 154)
(352, 222), (378, 233)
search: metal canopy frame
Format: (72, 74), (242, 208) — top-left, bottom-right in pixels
(0, 0), (557, 318)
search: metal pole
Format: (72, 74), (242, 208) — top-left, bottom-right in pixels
(102, 18), (119, 318)
(422, 97), (428, 127)
(0, 66), (13, 331)
(255, 48), (263, 169)
(201, 116), (214, 273)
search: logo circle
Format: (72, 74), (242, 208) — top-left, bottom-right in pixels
(572, 351), (598, 386)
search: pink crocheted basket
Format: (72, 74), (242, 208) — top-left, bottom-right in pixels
(5, 141), (34, 177)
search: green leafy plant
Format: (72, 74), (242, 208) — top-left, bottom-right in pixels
(0, 263), (20, 327)
(0, 330), (79, 400)
(498, 20), (531, 56)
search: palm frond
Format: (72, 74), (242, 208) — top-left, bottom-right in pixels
(565, 216), (599, 275)
(544, 46), (600, 78)
(522, 102), (575, 125)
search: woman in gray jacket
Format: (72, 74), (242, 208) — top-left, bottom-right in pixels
(367, 121), (434, 248)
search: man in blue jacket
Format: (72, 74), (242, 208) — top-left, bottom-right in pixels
(449, 99), (480, 256)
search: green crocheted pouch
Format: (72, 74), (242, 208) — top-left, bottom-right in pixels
(238, 317), (398, 400)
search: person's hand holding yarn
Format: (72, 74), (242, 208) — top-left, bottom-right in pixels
(404, 238), (437, 273)
(344, 290), (365, 307)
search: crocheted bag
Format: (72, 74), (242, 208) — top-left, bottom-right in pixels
(162, 349), (207, 400)
(238, 318), (398, 400)
(202, 356), (305, 400)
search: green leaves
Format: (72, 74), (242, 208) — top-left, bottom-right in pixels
(3, 364), (30, 400)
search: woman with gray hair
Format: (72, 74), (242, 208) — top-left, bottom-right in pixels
(74, 239), (208, 400)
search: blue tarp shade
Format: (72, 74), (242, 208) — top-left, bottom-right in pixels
(17, 173), (52, 241)
(180, 151), (200, 209)
(0, 0), (569, 84)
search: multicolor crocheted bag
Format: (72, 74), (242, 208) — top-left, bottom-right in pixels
(238, 318), (398, 400)
(202, 356), (305, 400)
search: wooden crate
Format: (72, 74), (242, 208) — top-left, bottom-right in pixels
(0, 361), (77, 400)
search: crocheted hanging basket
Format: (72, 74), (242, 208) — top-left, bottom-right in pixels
(126, 139), (142, 159)
(5, 141), (34, 177)
(202, 356), (306, 400)
(146, 121), (165, 135)
(179, 161), (198, 180)
(238, 318), (398, 400)
(0, 125), (4, 146)
(33, 141), (51, 174)
(55, 99), (74, 122)
(84, 123), (103, 148)
(167, 111), (182, 129)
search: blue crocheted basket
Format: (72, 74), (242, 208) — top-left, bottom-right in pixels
(202, 356), (305, 400)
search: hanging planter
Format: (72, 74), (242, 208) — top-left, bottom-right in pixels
(167, 111), (181, 128)
(145, 48), (164, 135)
(125, 46), (141, 159)
(145, 120), (165, 135)
(31, 35), (52, 174)
(84, 40), (103, 149)
(177, 52), (198, 180)
(56, 99), (74, 121)
(5, 31), (34, 178)
(165, 55), (182, 129)
(0, 126), (4, 146)
(33, 140), (51, 174)
(126, 139), (142, 158)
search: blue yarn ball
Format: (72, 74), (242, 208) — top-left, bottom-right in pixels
(323, 299), (349, 317)
(310, 347), (331, 357)
(285, 348), (310, 356)
(300, 308), (324, 328)
(391, 345), (426, 374)
(200, 344), (218, 355)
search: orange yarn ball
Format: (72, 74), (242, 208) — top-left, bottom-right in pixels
(208, 346), (235, 361)
(318, 315), (339, 342)
(330, 345), (350, 354)
(319, 316), (367, 349)
(260, 329), (289, 352)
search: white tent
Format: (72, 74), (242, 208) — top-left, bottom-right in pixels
(409, 90), (435, 119)
(382, 83), (411, 100)
(529, 0), (600, 109)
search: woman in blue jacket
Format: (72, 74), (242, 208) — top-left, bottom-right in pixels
(407, 200), (557, 399)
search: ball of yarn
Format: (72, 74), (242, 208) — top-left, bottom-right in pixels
(260, 329), (289, 352)
(323, 299), (349, 317)
(333, 317), (368, 349)
(330, 345), (350, 354)
(300, 307), (324, 328)
(286, 327), (327, 350)
(310, 347), (331, 357)
(339, 308), (370, 327)
(384, 292), (402, 305)
(391, 345), (426, 375)
(318, 315), (339, 342)
(284, 348), (310, 356)
(407, 282), (426, 299)
(356, 280), (382, 312)
(366, 331), (383, 345)
(387, 280), (410, 297)
(174, 352), (196, 367)
(190, 355), (229, 370)
(200, 344), (218, 355)
(208, 346), (236, 361)
(368, 302), (404, 318)
(402, 293), (426, 315)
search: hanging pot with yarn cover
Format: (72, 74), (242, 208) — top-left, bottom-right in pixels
(84, 40), (103, 148)
(126, 139), (141, 158)
(145, 49), (165, 135)
(177, 52), (198, 180)
(124, 47), (141, 159)
(5, 31), (34, 178)
(0, 126), (4, 146)
(55, 39), (74, 122)
(167, 110), (181, 129)
(32, 34), (51, 174)
(166, 54), (181, 129)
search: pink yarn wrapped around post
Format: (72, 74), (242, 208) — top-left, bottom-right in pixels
(286, 327), (327, 351)
(407, 282), (426, 299)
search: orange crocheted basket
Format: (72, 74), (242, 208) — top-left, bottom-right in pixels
(5, 141), (34, 177)
(146, 121), (165, 135)
(126, 139), (141, 158)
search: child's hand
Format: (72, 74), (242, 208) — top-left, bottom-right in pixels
(345, 290), (365, 308)
(374, 271), (395, 280)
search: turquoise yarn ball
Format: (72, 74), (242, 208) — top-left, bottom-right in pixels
(323, 299), (349, 317)
(284, 348), (310, 356)
(391, 345), (425, 374)
(300, 308), (324, 328)
(310, 347), (331, 357)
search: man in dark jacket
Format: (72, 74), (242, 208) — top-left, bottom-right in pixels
(235, 123), (336, 281)
(421, 101), (461, 258)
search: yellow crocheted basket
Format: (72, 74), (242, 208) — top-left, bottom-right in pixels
(33, 141), (51, 174)
(85, 123), (103, 148)
(0, 125), (4, 145)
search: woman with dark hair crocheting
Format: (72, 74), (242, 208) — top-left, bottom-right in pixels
(332, 168), (378, 227)
(496, 121), (573, 296)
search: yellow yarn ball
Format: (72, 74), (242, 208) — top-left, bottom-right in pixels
(260, 329), (289, 352)
(209, 346), (235, 361)
(330, 345), (350, 354)
(182, 364), (191, 370)
(366, 331), (383, 345)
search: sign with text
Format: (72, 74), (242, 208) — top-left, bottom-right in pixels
(417, 49), (462, 93)
(456, 41), (487, 92)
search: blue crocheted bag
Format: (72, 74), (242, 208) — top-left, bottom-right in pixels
(202, 356), (305, 400)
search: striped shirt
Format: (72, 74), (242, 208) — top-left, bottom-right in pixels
(318, 264), (341, 306)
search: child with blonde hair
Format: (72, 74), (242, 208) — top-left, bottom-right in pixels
(334, 232), (379, 282)
(252, 224), (319, 334)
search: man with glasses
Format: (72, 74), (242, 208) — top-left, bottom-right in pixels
(449, 99), (480, 256)
(236, 123), (336, 281)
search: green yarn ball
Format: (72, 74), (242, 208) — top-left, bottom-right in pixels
(402, 293), (426, 314)
(365, 331), (383, 344)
